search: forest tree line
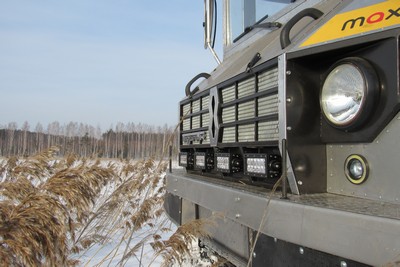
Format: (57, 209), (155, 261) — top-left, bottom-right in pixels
(0, 121), (178, 159)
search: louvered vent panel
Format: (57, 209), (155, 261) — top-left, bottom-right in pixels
(183, 118), (190, 131)
(258, 121), (279, 141)
(238, 124), (255, 142)
(202, 113), (209, 127)
(258, 68), (278, 92)
(238, 77), (255, 98)
(220, 66), (279, 144)
(223, 127), (236, 143)
(222, 85), (235, 103)
(238, 100), (255, 121)
(258, 95), (278, 116)
(180, 92), (211, 147)
(222, 106), (235, 123)
(192, 115), (200, 129)
(202, 96), (209, 110)
(192, 99), (200, 113)
(183, 103), (191, 115)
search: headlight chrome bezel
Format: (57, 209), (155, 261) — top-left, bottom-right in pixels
(320, 57), (379, 131)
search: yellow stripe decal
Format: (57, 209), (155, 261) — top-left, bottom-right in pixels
(301, 0), (400, 47)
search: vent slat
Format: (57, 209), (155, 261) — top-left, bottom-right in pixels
(192, 115), (200, 129)
(222, 106), (236, 123)
(238, 101), (255, 121)
(258, 95), (279, 116)
(222, 85), (235, 103)
(202, 113), (209, 127)
(192, 99), (200, 113)
(183, 103), (191, 115)
(259, 68), (278, 92)
(238, 78), (255, 98)
(238, 124), (255, 142)
(258, 121), (279, 141)
(222, 127), (236, 143)
(202, 96), (209, 110)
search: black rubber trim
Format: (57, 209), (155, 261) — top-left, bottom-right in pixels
(280, 8), (323, 49)
(185, 73), (211, 97)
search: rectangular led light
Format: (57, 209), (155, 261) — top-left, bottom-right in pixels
(216, 153), (230, 172)
(179, 152), (188, 167)
(195, 152), (206, 169)
(244, 154), (268, 177)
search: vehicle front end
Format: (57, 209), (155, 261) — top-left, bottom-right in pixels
(165, 0), (400, 266)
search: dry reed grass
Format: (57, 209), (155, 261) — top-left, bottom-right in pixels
(150, 216), (218, 266)
(0, 146), (222, 266)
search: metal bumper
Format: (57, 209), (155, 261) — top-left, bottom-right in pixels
(165, 170), (400, 266)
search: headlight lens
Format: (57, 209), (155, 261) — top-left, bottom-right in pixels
(320, 58), (379, 130)
(344, 154), (369, 184)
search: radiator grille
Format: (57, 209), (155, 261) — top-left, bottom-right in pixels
(180, 94), (210, 146)
(180, 65), (279, 147)
(220, 66), (279, 144)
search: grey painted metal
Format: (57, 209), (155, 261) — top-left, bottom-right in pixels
(166, 171), (400, 266)
(327, 112), (400, 204)
(278, 54), (299, 195)
(181, 198), (196, 224)
(198, 206), (250, 264)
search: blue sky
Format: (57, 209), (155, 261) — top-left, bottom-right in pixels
(0, 1), (219, 130)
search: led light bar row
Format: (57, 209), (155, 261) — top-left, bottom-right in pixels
(179, 152), (281, 178)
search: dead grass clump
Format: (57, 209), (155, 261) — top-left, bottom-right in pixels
(0, 145), (218, 267)
(0, 147), (120, 266)
(0, 193), (70, 266)
(149, 216), (219, 266)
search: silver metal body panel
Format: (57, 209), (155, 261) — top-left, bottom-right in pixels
(166, 171), (400, 266)
(278, 54), (299, 195)
(327, 112), (400, 204)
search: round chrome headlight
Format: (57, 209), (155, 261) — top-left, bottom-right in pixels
(320, 58), (379, 130)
